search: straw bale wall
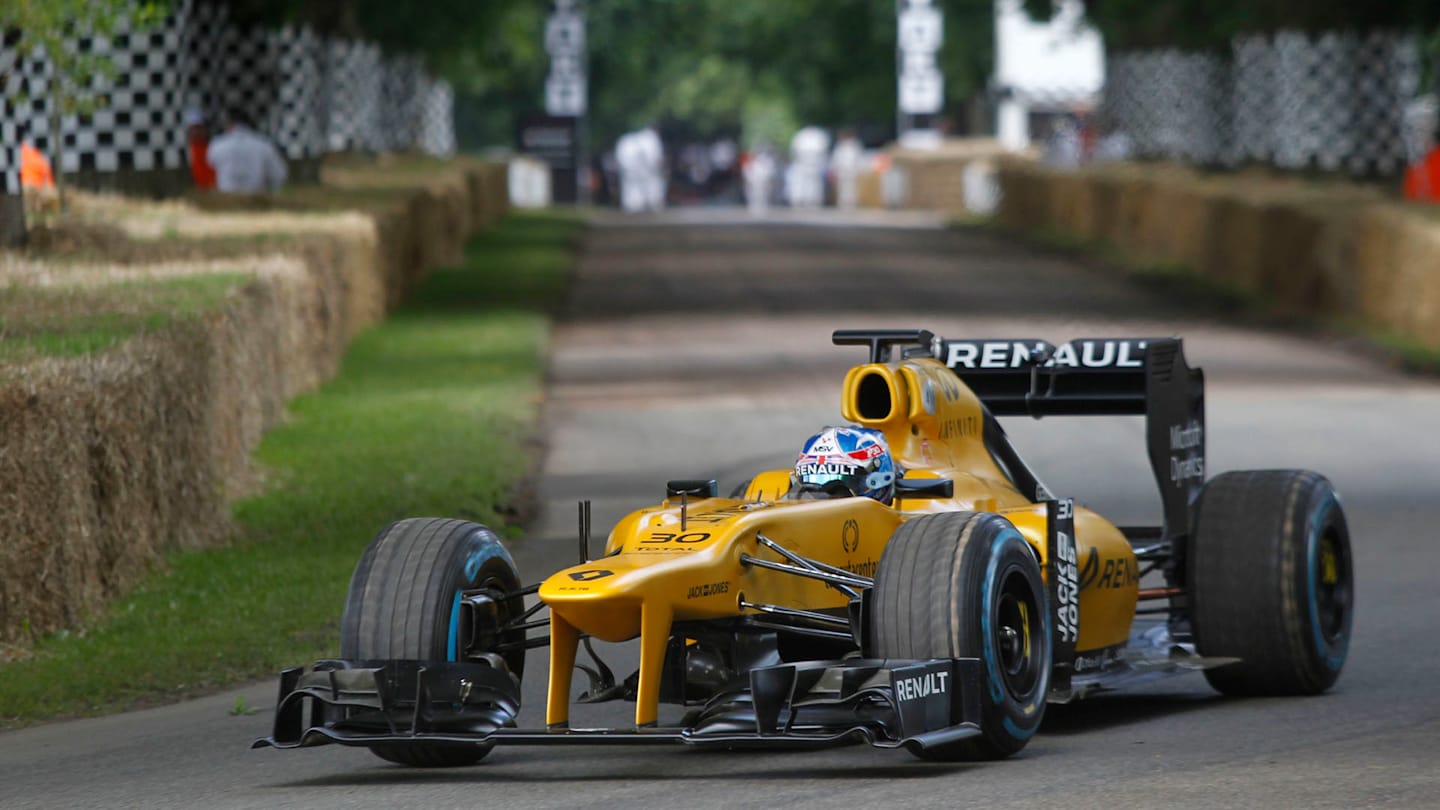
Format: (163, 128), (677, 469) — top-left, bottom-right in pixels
(888, 139), (1015, 214)
(0, 162), (510, 645)
(994, 160), (1440, 348)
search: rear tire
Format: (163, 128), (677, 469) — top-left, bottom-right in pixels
(1189, 470), (1353, 696)
(340, 518), (525, 766)
(871, 512), (1050, 761)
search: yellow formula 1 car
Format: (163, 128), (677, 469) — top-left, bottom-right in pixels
(256, 329), (1353, 765)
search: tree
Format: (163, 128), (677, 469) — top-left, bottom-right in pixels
(1024, 0), (1440, 51)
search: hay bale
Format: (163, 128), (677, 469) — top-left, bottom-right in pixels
(992, 159), (1440, 353)
(0, 161), (512, 646)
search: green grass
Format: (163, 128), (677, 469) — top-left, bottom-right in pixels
(0, 274), (249, 360)
(0, 210), (582, 726)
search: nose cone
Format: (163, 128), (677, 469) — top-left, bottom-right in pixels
(539, 560), (646, 642)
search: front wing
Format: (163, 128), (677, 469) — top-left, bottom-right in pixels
(253, 656), (985, 755)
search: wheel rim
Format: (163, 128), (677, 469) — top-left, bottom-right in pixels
(994, 568), (1042, 696)
(1315, 530), (1350, 644)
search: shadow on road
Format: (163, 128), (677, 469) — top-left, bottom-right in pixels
(267, 758), (975, 789)
(1039, 691), (1221, 735)
(566, 223), (1188, 324)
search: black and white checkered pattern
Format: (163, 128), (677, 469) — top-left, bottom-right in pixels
(1, 42), (21, 194)
(0, 2), (456, 188)
(181, 0), (226, 120)
(270, 26), (324, 159)
(324, 39), (383, 151)
(1104, 29), (1423, 176)
(418, 77), (456, 157)
(379, 54), (423, 152)
(19, 19), (188, 174)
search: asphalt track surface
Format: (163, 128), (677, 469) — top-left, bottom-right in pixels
(3, 209), (1439, 809)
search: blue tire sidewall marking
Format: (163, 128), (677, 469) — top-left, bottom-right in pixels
(1306, 494), (1348, 671)
(449, 531), (516, 663)
(447, 591), (463, 661)
(979, 525), (1049, 741)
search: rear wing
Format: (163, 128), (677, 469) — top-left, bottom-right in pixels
(833, 330), (1205, 549)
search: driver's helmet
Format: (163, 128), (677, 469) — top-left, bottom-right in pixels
(792, 426), (897, 503)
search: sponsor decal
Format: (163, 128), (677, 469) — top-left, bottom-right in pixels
(938, 415), (979, 439)
(921, 379), (937, 415)
(1077, 547), (1139, 591)
(1053, 500), (1080, 645)
(1072, 645), (1123, 674)
(894, 669), (950, 702)
(642, 531), (711, 544)
(798, 462), (859, 476)
(844, 558), (877, 579)
(686, 580), (730, 599)
(1168, 419), (1205, 484)
(567, 568), (614, 582)
(682, 507), (749, 525)
(842, 519), (860, 554)
(945, 339), (1148, 371)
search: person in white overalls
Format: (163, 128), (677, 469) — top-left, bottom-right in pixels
(634, 126), (666, 211)
(743, 145), (777, 215)
(786, 126), (829, 208)
(830, 129), (863, 210)
(614, 132), (646, 213)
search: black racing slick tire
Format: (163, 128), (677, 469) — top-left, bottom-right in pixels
(871, 512), (1050, 761)
(340, 518), (525, 767)
(1188, 470), (1353, 696)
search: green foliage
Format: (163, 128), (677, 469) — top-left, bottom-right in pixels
(0, 211), (579, 727)
(211, 0), (995, 149)
(1062, 0), (1440, 50)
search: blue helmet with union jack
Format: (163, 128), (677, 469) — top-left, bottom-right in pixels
(792, 426), (896, 503)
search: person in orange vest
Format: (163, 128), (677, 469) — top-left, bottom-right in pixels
(1403, 127), (1440, 203)
(19, 140), (54, 190)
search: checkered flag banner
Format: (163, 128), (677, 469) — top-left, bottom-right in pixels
(1, 42), (21, 195)
(0, 0), (459, 192)
(418, 77), (456, 157)
(1102, 29), (1423, 176)
(270, 26), (326, 160)
(7, 14), (190, 175)
(324, 39), (383, 152)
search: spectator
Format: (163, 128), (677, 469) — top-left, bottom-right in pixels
(19, 140), (53, 190)
(830, 128), (863, 210)
(185, 108), (217, 191)
(615, 126), (666, 212)
(1403, 127), (1440, 203)
(742, 144), (777, 215)
(206, 109), (287, 194)
(786, 126), (829, 208)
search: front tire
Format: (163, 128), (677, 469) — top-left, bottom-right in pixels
(340, 518), (525, 766)
(1188, 470), (1353, 696)
(871, 512), (1050, 760)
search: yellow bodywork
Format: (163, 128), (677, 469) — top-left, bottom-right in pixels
(538, 355), (1138, 727)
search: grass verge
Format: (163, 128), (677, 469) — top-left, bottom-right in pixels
(0, 210), (581, 727)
